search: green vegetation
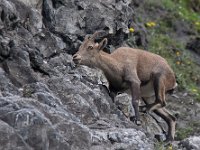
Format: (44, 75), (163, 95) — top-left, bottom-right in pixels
(156, 121), (200, 146)
(154, 142), (174, 150)
(176, 120), (200, 140)
(176, 126), (193, 140)
(146, 0), (200, 22)
(154, 142), (165, 150)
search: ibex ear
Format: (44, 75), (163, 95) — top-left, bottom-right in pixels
(98, 38), (107, 51)
(85, 35), (90, 40)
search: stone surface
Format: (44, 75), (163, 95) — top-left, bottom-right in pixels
(42, 0), (136, 54)
(186, 37), (200, 55)
(180, 136), (200, 150)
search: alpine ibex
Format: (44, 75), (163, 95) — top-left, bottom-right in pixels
(73, 31), (177, 141)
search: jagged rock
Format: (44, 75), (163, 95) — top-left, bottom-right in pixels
(180, 136), (200, 150)
(30, 30), (66, 59)
(2, 46), (37, 87)
(0, 67), (20, 96)
(0, 119), (32, 150)
(115, 93), (166, 140)
(0, 36), (12, 61)
(42, 0), (135, 54)
(0, 96), (92, 150)
(17, 0), (43, 9)
(186, 37), (200, 55)
(91, 128), (153, 150)
(115, 93), (134, 118)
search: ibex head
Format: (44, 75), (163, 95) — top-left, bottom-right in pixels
(73, 31), (108, 66)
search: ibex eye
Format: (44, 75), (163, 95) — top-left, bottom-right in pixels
(88, 46), (93, 50)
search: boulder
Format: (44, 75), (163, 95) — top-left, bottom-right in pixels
(186, 37), (200, 55)
(180, 136), (200, 150)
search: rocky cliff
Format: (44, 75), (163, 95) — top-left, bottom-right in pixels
(0, 0), (200, 150)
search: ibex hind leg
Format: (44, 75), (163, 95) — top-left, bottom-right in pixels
(142, 98), (176, 142)
(154, 108), (176, 142)
(147, 73), (166, 112)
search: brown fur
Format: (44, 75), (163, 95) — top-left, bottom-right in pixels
(73, 31), (177, 141)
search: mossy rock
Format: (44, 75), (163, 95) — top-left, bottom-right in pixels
(186, 37), (200, 55)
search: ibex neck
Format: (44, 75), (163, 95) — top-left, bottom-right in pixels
(95, 51), (120, 78)
(96, 51), (114, 69)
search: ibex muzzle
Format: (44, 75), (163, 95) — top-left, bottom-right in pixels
(73, 54), (82, 64)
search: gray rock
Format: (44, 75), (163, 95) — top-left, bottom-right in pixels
(42, 0), (135, 54)
(17, 0), (43, 9)
(3, 54), (37, 87)
(186, 37), (200, 67)
(0, 96), (92, 150)
(115, 93), (135, 118)
(0, 119), (32, 150)
(91, 128), (153, 150)
(0, 67), (20, 96)
(180, 136), (200, 150)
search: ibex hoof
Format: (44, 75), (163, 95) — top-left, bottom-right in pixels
(139, 105), (147, 113)
(155, 134), (166, 142)
(130, 116), (142, 126)
(164, 137), (174, 143)
(155, 134), (174, 143)
(135, 120), (142, 126)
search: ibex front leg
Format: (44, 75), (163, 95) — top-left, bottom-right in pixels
(130, 81), (141, 125)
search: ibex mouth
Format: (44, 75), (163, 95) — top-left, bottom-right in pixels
(73, 54), (81, 64)
(73, 59), (81, 65)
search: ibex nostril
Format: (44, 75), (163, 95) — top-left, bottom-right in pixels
(73, 54), (81, 64)
(73, 55), (77, 59)
(73, 54), (80, 59)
